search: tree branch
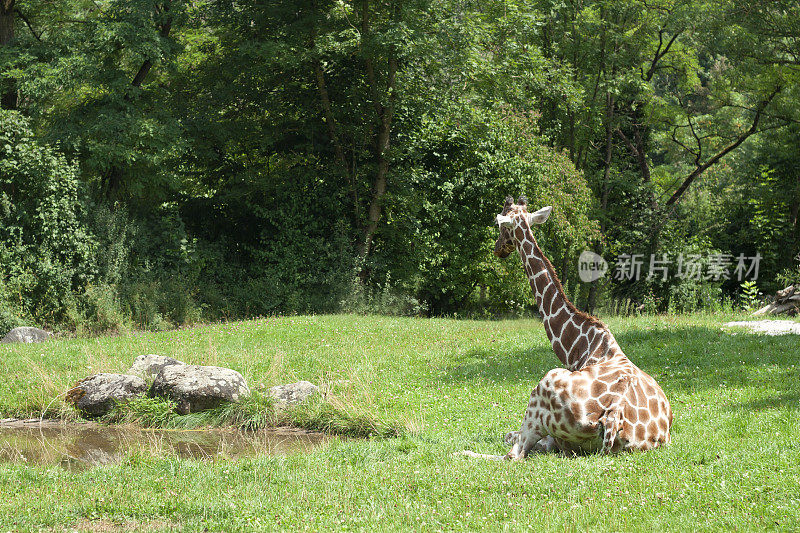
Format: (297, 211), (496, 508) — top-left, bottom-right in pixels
(665, 85), (782, 206)
(14, 8), (41, 41)
(129, 2), (172, 90)
(643, 28), (683, 81)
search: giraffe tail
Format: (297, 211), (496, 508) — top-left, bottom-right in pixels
(453, 450), (505, 461)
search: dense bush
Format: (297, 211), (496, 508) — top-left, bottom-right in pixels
(0, 111), (94, 330)
(376, 106), (599, 315)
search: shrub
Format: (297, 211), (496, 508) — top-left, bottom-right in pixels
(0, 110), (95, 330)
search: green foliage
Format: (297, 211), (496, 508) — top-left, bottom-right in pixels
(739, 281), (760, 311)
(0, 0), (799, 327)
(100, 387), (404, 438)
(777, 265), (800, 288)
(287, 393), (407, 439)
(107, 396), (177, 427)
(378, 106), (599, 315)
(0, 110), (94, 329)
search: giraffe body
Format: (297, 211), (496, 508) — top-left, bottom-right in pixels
(494, 197), (672, 456)
(505, 354), (672, 458)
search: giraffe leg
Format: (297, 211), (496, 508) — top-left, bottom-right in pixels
(599, 410), (623, 454)
(599, 375), (633, 454)
(505, 423), (544, 461)
(504, 431), (519, 446)
(505, 431), (558, 453)
(506, 380), (555, 460)
(532, 435), (558, 453)
(508, 433), (557, 454)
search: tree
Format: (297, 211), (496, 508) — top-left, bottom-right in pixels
(0, 0), (16, 109)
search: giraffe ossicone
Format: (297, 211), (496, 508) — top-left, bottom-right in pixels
(493, 196), (672, 457)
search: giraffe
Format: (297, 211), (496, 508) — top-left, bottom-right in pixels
(494, 196), (672, 456)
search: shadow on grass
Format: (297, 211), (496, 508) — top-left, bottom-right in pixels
(441, 345), (555, 384)
(731, 393), (800, 411)
(442, 324), (800, 410)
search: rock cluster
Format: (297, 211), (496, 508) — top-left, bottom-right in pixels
(67, 355), (251, 418)
(66, 354), (316, 419)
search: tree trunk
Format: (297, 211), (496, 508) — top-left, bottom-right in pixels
(0, 0), (17, 110)
(791, 173), (800, 254)
(312, 59), (347, 169)
(359, 53), (396, 262)
(586, 92), (614, 315)
(358, 0), (396, 266)
(616, 119), (650, 184)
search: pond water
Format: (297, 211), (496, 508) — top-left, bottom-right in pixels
(0, 420), (329, 471)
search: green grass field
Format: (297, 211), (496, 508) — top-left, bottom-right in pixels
(1, 313), (798, 531)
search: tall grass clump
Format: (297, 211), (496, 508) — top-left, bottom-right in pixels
(285, 394), (410, 438)
(100, 391), (409, 438)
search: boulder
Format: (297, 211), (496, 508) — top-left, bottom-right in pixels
(269, 381), (318, 406)
(127, 354), (185, 380)
(1, 327), (50, 344)
(150, 365), (250, 414)
(66, 373), (147, 418)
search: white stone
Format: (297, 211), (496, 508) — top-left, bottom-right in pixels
(269, 381), (318, 406)
(150, 365), (250, 414)
(1, 327), (50, 344)
(127, 354), (185, 379)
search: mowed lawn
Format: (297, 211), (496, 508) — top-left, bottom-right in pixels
(0, 314), (798, 531)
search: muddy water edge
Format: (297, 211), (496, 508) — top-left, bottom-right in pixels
(0, 419), (330, 471)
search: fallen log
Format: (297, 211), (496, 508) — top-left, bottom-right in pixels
(752, 301), (798, 317)
(752, 285), (800, 316)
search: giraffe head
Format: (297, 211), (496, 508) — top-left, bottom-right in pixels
(494, 196), (553, 258)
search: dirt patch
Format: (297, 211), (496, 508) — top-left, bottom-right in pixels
(723, 320), (800, 336)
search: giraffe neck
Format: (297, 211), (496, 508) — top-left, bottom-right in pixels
(511, 220), (621, 370)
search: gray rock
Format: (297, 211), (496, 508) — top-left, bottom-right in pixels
(127, 354), (184, 380)
(1, 327), (50, 344)
(66, 373), (147, 418)
(150, 365), (250, 414)
(269, 381), (318, 405)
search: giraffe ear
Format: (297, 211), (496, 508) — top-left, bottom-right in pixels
(496, 214), (513, 228)
(527, 205), (552, 225)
